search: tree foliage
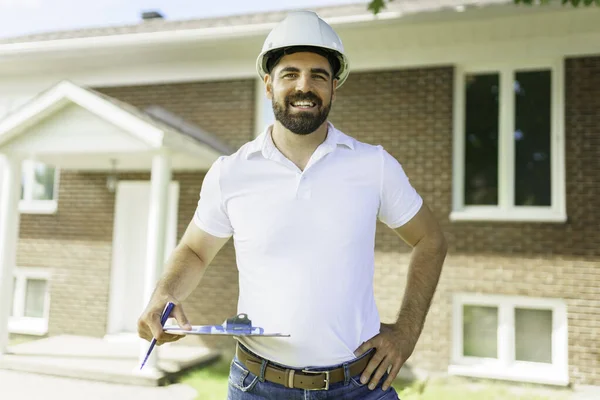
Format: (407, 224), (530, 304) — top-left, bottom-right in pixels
(367, 0), (599, 15)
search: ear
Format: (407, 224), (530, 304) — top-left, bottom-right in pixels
(331, 78), (339, 103)
(264, 74), (274, 100)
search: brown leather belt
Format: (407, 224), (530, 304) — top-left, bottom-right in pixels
(235, 343), (373, 391)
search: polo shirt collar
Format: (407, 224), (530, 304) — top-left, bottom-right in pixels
(246, 122), (354, 160)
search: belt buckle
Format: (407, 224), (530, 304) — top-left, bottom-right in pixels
(301, 369), (330, 391)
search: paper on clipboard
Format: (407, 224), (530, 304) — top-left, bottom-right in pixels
(163, 313), (290, 337)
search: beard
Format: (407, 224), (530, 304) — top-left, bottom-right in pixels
(272, 91), (332, 135)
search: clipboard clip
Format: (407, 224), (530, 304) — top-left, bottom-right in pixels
(224, 313), (263, 334)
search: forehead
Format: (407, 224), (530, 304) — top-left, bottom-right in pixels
(274, 51), (332, 72)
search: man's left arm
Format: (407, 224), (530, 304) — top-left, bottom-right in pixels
(356, 202), (448, 391)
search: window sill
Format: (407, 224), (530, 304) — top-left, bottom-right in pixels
(449, 362), (569, 387)
(19, 200), (57, 215)
(9, 317), (48, 336)
(450, 207), (567, 223)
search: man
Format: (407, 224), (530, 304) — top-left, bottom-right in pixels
(138, 10), (447, 399)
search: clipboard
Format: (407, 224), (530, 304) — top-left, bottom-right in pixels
(163, 313), (290, 337)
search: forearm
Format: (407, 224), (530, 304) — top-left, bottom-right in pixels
(154, 243), (208, 303)
(394, 233), (447, 339)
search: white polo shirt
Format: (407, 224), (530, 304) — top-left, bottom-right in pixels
(193, 122), (423, 368)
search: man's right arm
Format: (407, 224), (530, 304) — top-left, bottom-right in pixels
(156, 220), (230, 302)
(137, 220), (230, 344)
(138, 156), (233, 344)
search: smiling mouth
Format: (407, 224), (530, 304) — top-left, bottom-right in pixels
(289, 100), (317, 110)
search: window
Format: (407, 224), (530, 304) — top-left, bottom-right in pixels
(451, 61), (566, 222)
(9, 268), (51, 336)
(450, 293), (569, 386)
(19, 159), (59, 214)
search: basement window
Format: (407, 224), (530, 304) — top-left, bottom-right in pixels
(450, 293), (569, 386)
(9, 267), (51, 336)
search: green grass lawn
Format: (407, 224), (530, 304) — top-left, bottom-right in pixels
(8, 334), (38, 346)
(178, 356), (571, 400)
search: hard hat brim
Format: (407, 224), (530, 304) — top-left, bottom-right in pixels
(256, 45), (350, 88)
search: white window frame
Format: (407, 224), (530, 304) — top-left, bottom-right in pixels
(450, 59), (566, 223)
(450, 293), (569, 386)
(19, 159), (60, 214)
(9, 267), (51, 336)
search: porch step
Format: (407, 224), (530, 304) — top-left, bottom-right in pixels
(0, 335), (221, 386)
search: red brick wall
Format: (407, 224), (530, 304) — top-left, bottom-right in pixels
(96, 80), (255, 150)
(328, 57), (600, 386)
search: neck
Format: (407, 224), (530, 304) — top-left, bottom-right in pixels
(270, 121), (329, 170)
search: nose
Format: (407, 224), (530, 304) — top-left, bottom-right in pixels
(295, 73), (313, 93)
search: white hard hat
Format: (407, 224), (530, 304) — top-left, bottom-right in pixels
(256, 11), (350, 87)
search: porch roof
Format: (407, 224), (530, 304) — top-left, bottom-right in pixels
(0, 80), (234, 171)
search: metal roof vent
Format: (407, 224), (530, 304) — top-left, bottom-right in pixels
(141, 11), (164, 21)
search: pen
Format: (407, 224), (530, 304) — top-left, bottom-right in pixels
(140, 301), (175, 370)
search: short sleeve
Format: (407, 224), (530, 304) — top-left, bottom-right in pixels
(193, 156), (233, 238)
(377, 146), (423, 229)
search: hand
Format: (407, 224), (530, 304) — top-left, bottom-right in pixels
(137, 294), (192, 346)
(354, 323), (417, 391)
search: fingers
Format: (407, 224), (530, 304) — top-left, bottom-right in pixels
(382, 361), (403, 391)
(360, 346), (385, 386)
(357, 334), (405, 391)
(137, 300), (191, 345)
(155, 333), (186, 346)
(354, 340), (374, 358)
(171, 303), (192, 331)
(366, 355), (393, 390)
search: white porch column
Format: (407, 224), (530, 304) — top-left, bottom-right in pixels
(0, 155), (23, 355)
(138, 150), (172, 371)
(254, 77), (274, 138)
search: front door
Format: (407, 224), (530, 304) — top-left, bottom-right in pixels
(107, 180), (179, 335)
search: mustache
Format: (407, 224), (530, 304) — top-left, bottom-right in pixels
(285, 92), (322, 106)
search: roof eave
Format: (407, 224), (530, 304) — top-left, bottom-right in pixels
(0, 10), (432, 57)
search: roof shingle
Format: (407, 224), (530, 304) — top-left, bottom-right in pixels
(0, 0), (511, 45)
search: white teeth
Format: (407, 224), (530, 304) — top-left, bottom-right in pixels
(292, 101), (315, 107)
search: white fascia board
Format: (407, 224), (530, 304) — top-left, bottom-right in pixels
(0, 83), (70, 147)
(0, 80), (165, 150)
(0, 11), (407, 57)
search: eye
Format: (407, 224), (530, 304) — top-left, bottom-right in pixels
(283, 73), (297, 79)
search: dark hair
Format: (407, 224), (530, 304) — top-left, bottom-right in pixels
(266, 46), (341, 79)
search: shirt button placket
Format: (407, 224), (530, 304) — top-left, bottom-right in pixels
(296, 174), (311, 200)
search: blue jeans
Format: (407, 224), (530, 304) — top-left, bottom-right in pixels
(227, 344), (400, 400)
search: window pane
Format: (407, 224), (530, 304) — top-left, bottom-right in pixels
(24, 279), (46, 318)
(515, 308), (553, 364)
(464, 73), (499, 205)
(463, 305), (498, 358)
(32, 162), (56, 201)
(514, 70), (552, 206)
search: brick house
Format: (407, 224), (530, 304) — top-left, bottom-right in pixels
(0, 0), (599, 390)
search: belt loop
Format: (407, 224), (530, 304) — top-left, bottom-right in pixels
(343, 362), (350, 386)
(259, 358), (268, 382)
